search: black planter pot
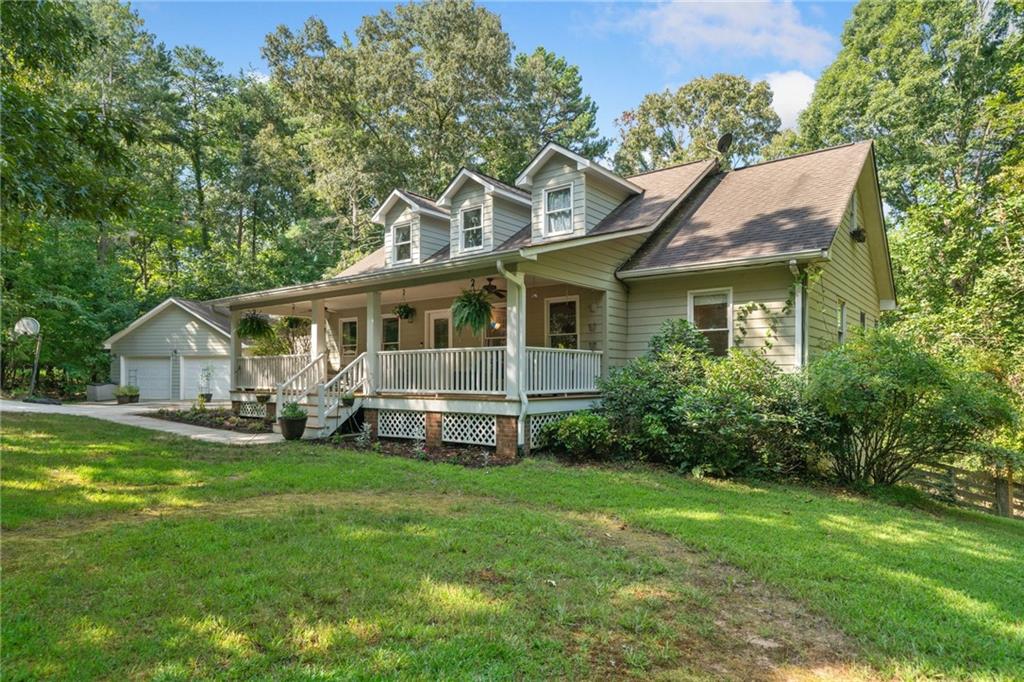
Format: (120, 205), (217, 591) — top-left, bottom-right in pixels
(130, 395), (139, 403)
(117, 395), (131, 405)
(341, 397), (355, 407)
(256, 394), (271, 404)
(199, 393), (213, 402)
(278, 416), (308, 440)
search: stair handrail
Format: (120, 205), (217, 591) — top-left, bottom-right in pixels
(276, 351), (327, 408)
(318, 353), (367, 424)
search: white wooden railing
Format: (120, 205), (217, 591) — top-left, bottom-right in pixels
(237, 354), (307, 389)
(318, 353), (367, 422)
(524, 348), (602, 395)
(275, 352), (327, 406)
(379, 347), (506, 395)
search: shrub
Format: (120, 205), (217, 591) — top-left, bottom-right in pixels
(804, 329), (1015, 485)
(114, 384), (139, 397)
(648, 318), (712, 357)
(537, 412), (612, 461)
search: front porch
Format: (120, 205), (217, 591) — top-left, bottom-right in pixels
(227, 272), (607, 449)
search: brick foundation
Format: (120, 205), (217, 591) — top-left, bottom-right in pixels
(495, 415), (519, 463)
(363, 408), (378, 440)
(425, 412), (443, 451)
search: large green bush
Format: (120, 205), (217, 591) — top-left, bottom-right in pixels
(537, 412), (612, 461)
(804, 329), (1015, 485)
(647, 318), (712, 357)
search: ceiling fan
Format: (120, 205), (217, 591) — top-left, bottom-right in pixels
(482, 277), (506, 299)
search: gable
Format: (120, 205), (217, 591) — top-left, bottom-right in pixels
(105, 301), (229, 354)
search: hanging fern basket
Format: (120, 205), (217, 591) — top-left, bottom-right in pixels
(237, 311), (273, 340)
(393, 303), (416, 321)
(451, 287), (492, 335)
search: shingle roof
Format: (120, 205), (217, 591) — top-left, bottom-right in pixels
(621, 142), (872, 273)
(337, 248), (386, 277)
(172, 298), (230, 335)
(402, 190), (448, 215)
(465, 168), (530, 200)
(591, 160), (718, 236)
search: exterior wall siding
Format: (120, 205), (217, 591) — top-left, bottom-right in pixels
(807, 190), (881, 360)
(626, 266), (799, 371)
(584, 176), (630, 231)
(419, 215), (449, 260)
(491, 196), (530, 246)
(108, 306), (229, 396)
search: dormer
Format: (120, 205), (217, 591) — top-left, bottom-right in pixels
(516, 142), (642, 243)
(371, 189), (450, 266)
(437, 168), (532, 257)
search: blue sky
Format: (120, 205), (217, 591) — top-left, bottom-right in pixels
(134, 1), (855, 141)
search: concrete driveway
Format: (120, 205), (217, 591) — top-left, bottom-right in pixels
(1, 399), (283, 445)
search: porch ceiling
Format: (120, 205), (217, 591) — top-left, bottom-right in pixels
(253, 273), (569, 316)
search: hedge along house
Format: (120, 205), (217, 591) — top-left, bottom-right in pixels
(104, 298), (234, 401)
(210, 141), (895, 456)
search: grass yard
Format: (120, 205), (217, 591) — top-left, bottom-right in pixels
(3, 414), (1023, 680)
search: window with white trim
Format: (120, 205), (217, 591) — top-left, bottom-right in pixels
(484, 304), (506, 347)
(544, 185), (573, 235)
(392, 223), (411, 263)
(546, 296), (578, 349)
(340, 319), (358, 356)
(689, 290), (731, 356)
(460, 206), (483, 250)
(382, 316), (400, 351)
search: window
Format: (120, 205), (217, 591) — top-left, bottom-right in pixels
(340, 319), (358, 356)
(837, 300), (847, 344)
(546, 296), (578, 348)
(544, 185), (573, 235)
(460, 206), (483, 250)
(484, 304), (507, 347)
(688, 289), (731, 356)
(392, 223), (411, 263)
(859, 311), (867, 329)
(382, 316), (400, 351)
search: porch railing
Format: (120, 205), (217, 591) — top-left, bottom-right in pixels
(319, 352), (368, 421)
(238, 354), (307, 390)
(379, 347), (506, 395)
(524, 348), (603, 395)
(275, 352), (326, 406)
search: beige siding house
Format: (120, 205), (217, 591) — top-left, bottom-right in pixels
(210, 141), (895, 456)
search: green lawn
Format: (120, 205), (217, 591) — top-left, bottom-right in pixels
(3, 414), (1022, 680)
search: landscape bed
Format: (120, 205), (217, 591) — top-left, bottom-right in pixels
(3, 413), (1022, 680)
(147, 407), (272, 433)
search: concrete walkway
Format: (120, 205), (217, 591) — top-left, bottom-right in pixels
(1, 399), (283, 445)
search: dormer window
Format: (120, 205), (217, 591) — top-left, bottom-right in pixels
(460, 206), (483, 250)
(544, 185), (573, 235)
(393, 223), (411, 263)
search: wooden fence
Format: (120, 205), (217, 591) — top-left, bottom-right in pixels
(907, 464), (1021, 519)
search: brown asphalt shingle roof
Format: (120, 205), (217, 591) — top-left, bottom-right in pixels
(172, 298), (230, 335)
(592, 160), (717, 235)
(401, 190), (448, 215)
(620, 142), (872, 273)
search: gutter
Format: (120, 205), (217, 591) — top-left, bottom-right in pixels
(618, 249), (830, 280)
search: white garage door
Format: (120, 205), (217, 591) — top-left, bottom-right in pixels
(124, 357), (171, 400)
(181, 357), (231, 400)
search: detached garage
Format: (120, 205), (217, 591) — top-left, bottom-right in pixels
(104, 298), (233, 401)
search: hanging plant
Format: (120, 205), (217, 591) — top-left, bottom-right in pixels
(452, 287), (492, 335)
(393, 303), (416, 320)
(237, 311), (273, 340)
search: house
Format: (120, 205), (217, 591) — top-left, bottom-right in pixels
(210, 141), (895, 457)
(104, 298), (234, 401)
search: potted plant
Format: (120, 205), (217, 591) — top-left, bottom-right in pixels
(452, 287), (492, 335)
(278, 401), (308, 440)
(393, 302), (416, 321)
(255, 393), (271, 404)
(237, 311), (273, 340)
(340, 390), (356, 407)
(115, 385), (140, 404)
(197, 365), (214, 402)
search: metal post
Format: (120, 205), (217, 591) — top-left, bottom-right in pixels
(28, 333), (42, 397)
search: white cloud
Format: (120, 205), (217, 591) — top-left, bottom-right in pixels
(765, 70), (816, 129)
(620, 1), (836, 71)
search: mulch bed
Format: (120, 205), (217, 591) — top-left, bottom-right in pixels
(147, 408), (272, 434)
(321, 435), (510, 467)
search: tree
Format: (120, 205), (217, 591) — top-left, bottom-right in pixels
(799, 0), (1022, 216)
(613, 74), (780, 174)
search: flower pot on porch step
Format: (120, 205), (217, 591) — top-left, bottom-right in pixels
(199, 393), (213, 403)
(278, 416), (308, 441)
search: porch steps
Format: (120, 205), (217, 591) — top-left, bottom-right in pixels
(272, 397), (362, 440)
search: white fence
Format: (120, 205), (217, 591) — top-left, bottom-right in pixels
(237, 354), (307, 390)
(524, 348), (602, 395)
(379, 347), (506, 394)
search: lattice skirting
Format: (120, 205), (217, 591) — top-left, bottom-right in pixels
(378, 410), (426, 440)
(238, 402), (267, 419)
(442, 413), (497, 446)
(529, 413), (567, 445)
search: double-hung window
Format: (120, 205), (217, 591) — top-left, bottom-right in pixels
(546, 296), (579, 349)
(484, 304), (507, 347)
(382, 316), (400, 351)
(461, 206), (483, 250)
(340, 319), (358, 357)
(688, 289), (732, 356)
(392, 223), (411, 263)
(544, 185), (573, 235)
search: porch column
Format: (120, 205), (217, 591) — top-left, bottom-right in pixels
(310, 298), (327, 361)
(365, 290), (381, 395)
(505, 272), (526, 400)
(229, 309), (242, 390)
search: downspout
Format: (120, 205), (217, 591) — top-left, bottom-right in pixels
(789, 259), (804, 369)
(496, 259), (529, 448)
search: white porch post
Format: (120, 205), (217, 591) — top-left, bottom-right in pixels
(310, 298), (327, 362)
(365, 291), (381, 395)
(505, 273), (525, 400)
(229, 309), (242, 390)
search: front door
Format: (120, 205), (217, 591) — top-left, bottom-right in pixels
(425, 310), (452, 349)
